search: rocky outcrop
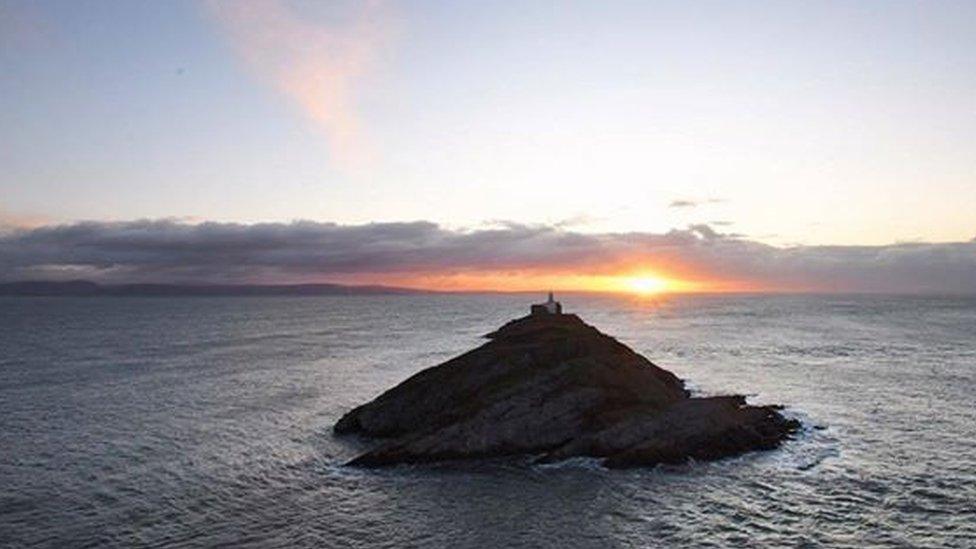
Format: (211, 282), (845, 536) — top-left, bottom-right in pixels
(335, 313), (799, 468)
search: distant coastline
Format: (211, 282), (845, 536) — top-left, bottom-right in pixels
(0, 280), (427, 297)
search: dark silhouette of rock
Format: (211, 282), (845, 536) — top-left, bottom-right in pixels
(335, 312), (799, 468)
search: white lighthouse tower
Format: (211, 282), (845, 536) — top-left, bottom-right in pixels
(531, 291), (563, 315)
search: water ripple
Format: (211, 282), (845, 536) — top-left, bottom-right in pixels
(1, 294), (975, 547)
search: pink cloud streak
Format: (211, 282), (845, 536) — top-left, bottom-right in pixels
(205, 0), (388, 171)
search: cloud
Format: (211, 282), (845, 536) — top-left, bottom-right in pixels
(552, 214), (602, 229)
(205, 0), (389, 171)
(669, 198), (726, 208)
(1, 219), (975, 293)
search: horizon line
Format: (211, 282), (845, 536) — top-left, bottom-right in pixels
(2, 279), (975, 298)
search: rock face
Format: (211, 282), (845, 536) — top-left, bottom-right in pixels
(335, 313), (799, 468)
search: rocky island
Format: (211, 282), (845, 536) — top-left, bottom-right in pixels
(335, 294), (799, 468)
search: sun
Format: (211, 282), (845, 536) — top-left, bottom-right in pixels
(623, 276), (669, 295)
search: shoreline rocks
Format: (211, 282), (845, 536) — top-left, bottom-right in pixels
(335, 313), (799, 468)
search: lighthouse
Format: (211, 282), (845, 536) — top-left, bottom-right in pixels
(530, 291), (563, 315)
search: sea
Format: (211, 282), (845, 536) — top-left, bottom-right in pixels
(1, 294), (974, 548)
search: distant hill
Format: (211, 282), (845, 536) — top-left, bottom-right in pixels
(0, 280), (426, 297)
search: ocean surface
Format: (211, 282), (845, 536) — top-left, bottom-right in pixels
(1, 294), (974, 548)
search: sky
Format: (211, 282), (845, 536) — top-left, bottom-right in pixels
(1, 0), (974, 292)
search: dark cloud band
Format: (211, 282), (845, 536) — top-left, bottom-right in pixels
(1, 219), (974, 293)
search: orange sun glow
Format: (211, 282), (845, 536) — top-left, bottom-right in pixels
(621, 276), (670, 294)
(353, 270), (712, 294)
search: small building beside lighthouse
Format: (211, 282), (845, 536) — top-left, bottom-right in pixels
(531, 291), (562, 315)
